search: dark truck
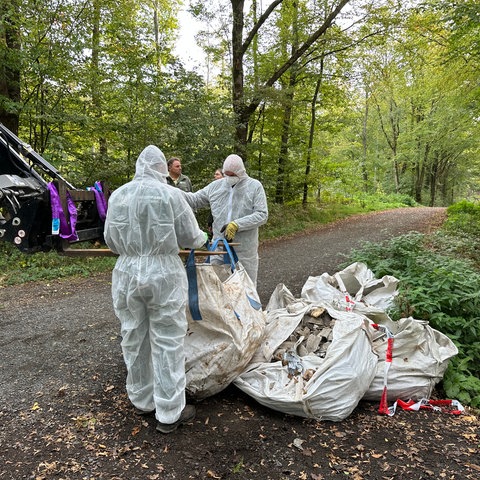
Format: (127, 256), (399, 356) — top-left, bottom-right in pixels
(0, 123), (108, 256)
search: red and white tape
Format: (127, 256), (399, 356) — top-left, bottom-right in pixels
(370, 323), (464, 416)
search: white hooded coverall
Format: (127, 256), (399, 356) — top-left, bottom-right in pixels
(104, 145), (207, 424)
(183, 154), (268, 285)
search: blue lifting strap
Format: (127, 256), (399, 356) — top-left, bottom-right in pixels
(186, 249), (202, 321)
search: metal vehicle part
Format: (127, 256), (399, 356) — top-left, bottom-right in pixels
(0, 123), (107, 254)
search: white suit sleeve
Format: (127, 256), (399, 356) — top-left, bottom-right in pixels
(182, 185), (211, 211)
(173, 193), (207, 249)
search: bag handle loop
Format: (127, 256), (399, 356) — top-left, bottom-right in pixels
(208, 238), (238, 271)
(186, 239), (240, 321)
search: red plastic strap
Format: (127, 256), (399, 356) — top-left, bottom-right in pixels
(396, 398), (464, 415)
(385, 337), (394, 363)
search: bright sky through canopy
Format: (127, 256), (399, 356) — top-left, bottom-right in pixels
(174, 7), (205, 70)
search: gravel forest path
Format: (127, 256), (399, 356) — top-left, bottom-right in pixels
(257, 206), (446, 303)
(1, 206), (478, 480)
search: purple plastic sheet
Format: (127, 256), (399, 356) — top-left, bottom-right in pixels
(88, 181), (107, 221)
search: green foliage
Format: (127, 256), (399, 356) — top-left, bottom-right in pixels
(443, 356), (480, 408)
(428, 230), (480, 270)
(354, 192), (417, 209)
(3, 0), (479, 208)
(231, 458), (244, 474)
(343, 220), (480, 407)
(444, 200), (480, 237)
(447, 200), (480, 215)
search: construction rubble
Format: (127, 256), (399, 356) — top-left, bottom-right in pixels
(186, 260), (459, 421)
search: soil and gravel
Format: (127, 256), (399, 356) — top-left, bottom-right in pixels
(0, 206), (478, 480)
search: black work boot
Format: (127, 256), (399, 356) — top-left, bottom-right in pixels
(134, 407), (155, 416)
(156, 405), (196, 433)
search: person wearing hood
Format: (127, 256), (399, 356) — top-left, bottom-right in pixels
(104, 145), (208, 434)
(182, 154), (268, 286)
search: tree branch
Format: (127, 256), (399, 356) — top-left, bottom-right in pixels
(242, 0), (284, 54)
(245, 0), (352, 116)
(264, 0), (351, 88)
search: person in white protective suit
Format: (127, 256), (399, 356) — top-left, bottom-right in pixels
(182, 154), (268, 286)
(104, 145), (208, 434)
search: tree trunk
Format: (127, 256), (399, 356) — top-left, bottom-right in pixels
(0, 0), (21, 134)
(429, 154), (438, 207)
(91, 1), (107, 160)
(303, 59), (324, 205)
(153, 1), (162, 72)
(275, 82), (295, 204)
(375, 95), (400, 192)
(275, 0), (299, 205)
(361, 82), (370, 192)
(231, 0), (248, 158)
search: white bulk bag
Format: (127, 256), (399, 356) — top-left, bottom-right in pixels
(301, 262), (399, 312)
(234, 299), (378, 421)
(184, 242), (266, 400)
(363, 315), (458, 401)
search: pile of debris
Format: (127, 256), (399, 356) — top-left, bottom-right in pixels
(272, 306), (333, 361)
(185, 260), (459, 421)
(233, 262), (459, 421)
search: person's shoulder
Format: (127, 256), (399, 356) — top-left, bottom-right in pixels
(109, 181), (132, 197)
(166, 183), (194, 204)
(165, 182), (183, 195)
(245, 177), (264, 188)
(179, 174), (191, 182)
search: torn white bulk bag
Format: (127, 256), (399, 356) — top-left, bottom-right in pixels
(301, 262), (399, 312)
(234, 305), (377, 422)
(251, 296), (312, 366)
(363, 315), (458, 402)
(184, 243), (266, 400)
(265, 283), (297, 312)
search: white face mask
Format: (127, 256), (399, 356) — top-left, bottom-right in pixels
(225, 175), (240, 186)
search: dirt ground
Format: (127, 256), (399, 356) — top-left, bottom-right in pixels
(0, 207), (478, 480)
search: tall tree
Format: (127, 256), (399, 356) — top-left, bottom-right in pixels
(304, 60), (323, 205)
(230, 0), (351, 158)
(274, 0), (300, 204)
(0, 0), (21, 132)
